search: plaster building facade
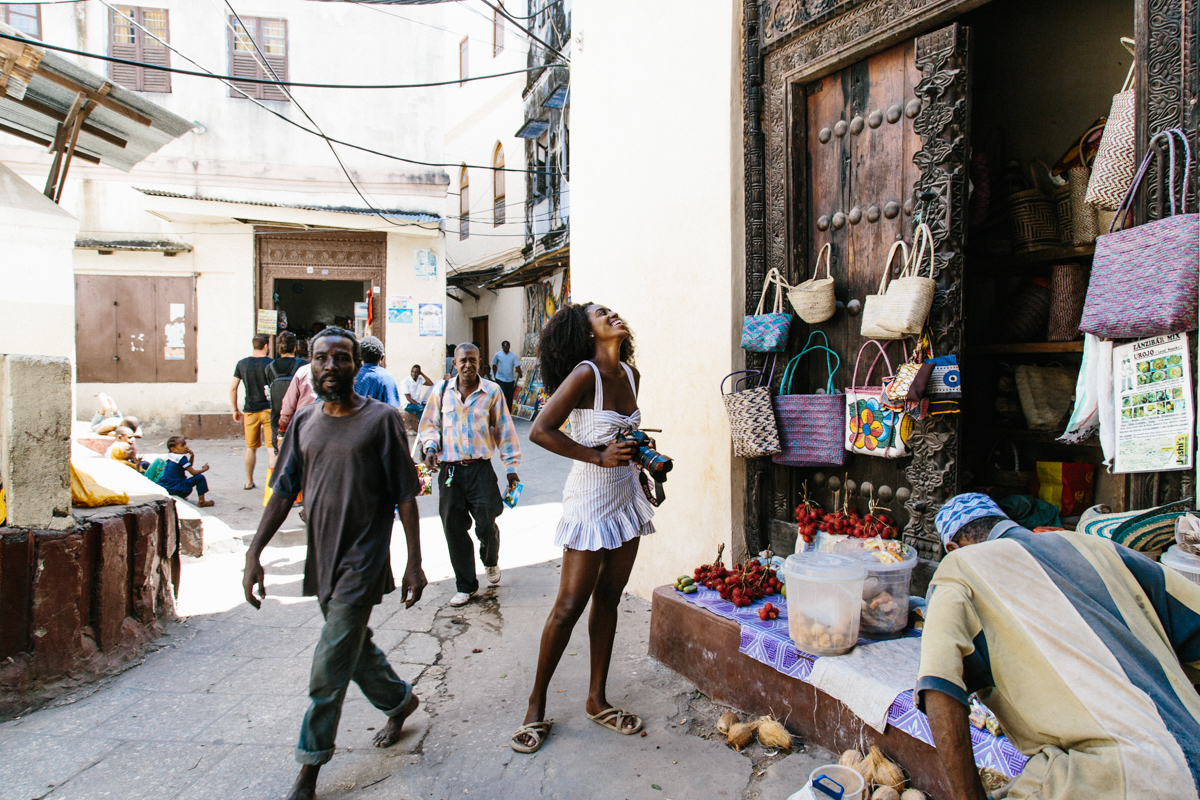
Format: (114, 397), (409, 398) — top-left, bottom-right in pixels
(442, 0), (529, 363)
(0, 0), (451, 427)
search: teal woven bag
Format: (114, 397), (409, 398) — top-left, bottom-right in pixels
(742, 268), (792, 353)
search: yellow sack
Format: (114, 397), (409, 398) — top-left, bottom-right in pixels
(0, 486), (6, 526)
(71, 464), (130, 508)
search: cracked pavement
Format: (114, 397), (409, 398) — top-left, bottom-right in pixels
(0, 422), (833, 799)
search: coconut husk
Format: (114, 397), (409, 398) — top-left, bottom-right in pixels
(839, 749), (863, 767)
(871, 788), (900, 800)
(756, 716), (792, 751)
(864, 746), (905, 791)
(717, 711), (739, 735)
(726, 722), (755, 750)
(899, 790), (926, 800)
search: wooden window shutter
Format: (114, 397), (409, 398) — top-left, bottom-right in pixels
(460, 166), (469, 240)
(109, 6), (141, 89)
(493, 144), (505, 226)
(229, 17), (288, 101)
(139, 8), (171, 93)
(493, 7), (504, 56)
(229, 17), (262, 99)
(459, 37), (468, 85)
(259, 18), (288, 101)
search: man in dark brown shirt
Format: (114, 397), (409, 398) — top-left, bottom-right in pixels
(243, 328), (427, 800)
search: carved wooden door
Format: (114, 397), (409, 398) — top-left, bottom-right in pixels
(777, 23), (971, 561)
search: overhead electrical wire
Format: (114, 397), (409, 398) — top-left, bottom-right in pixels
(37, 11), (545, 175)
(476, 0), (569, 64)
(350, 1), (532, 57)
(0, 30), (544, 89)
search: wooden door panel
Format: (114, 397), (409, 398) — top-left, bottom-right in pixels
(75, 275), (118, 383)
(115, 277), (158, 383)
(153, 277), (197, 383)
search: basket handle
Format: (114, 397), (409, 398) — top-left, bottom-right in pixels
(1120, 37), (1136, 92)
(754, 268), (790, 315)
(1077, 121), (1106, 170)
(1110, 127), (1193, 231)
(722, 369), (761, 395)
(852, 340), (895, 387)
(780, 331), (840, 396)
(878, 240), (910, 294)
(906, 223), (936, 279)
(813, 243), (833, 281)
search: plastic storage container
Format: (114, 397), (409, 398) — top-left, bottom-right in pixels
(1162, 545), (1200, 585)
(783, 552), (867, 656)
(835, 538), (918, 638)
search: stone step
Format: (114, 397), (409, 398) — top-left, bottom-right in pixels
(173, 497), (244, 556)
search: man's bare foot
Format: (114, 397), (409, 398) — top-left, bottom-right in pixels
(284, 764), (319, 800)
(197, 499), (215, 508)
(374, 691), (419, 748)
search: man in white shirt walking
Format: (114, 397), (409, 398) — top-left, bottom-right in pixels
(491, 341), (523, 410)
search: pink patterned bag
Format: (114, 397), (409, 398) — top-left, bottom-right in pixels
(1080, 129), (1198, 339)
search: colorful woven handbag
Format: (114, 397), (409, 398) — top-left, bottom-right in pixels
(722, 365), (781, 458)
(772, 331), (845, 467)
(1080, 128), (1198, 339)
(845, 341), (911, 459)
(741, 268), (792, 353)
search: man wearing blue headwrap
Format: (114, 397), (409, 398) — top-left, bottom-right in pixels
(919, 493), (1200, 800)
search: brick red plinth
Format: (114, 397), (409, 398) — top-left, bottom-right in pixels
(181, 412), (242, 439)
(649, 586), (951, 799)
(0, 499), (179, 719)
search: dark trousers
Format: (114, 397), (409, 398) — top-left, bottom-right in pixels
(295, 600), (410, 766)
(438, 460), (504, 594)
(167, 474), (208, 500)
(497, 380), (516, 409)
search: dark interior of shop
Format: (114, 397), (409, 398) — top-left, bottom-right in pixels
(273, 278), (368, 341)
(959, 0), (1136, 513)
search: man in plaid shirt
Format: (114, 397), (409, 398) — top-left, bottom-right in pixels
(419, 343), (521, 607)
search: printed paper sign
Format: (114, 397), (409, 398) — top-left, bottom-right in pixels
(418, 303), (444, 337)
(415, 248), (438, 280)
(256, 309), (278, 335)
(388, 295), (414, 324)
(1113, 334), (1194, 473)
(164, 303), (185, 360)
(354, 301), (369, 319)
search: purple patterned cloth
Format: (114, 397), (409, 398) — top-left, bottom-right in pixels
(675, 584), (1029, 777)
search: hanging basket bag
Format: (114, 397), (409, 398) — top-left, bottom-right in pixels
(845, 341), (911, 459)
(1046, 263), (1088, 342)
(1086, 40), (1138, 211)
(860, 240), (909, 340)
(722, 367), (781, 458)
(1080, 128), (1199, 339)
(741, 268), (793, 353)
(878, 222), (936, 336)
(1002, 280), (1052, 343)
(1015, 363), (1078, 431)
(772, 331), (845, 467)
(1068, 123), (1105, 244)
(788, 243), (837, 324)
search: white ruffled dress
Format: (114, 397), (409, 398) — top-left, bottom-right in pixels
(553, 361), (656, 551)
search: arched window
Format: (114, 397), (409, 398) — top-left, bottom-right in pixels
(493, 143), (505, 226)
(459, 165), (469, 240)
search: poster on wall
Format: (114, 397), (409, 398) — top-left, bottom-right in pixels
(387, 295), (414, 324)
(164, 303), (186, 360)
(354, 302), (369, 319)
(415, 248), (438, 280)
(1113, 333), (1194, 473)
(256, 309), (277, 335)
(418, 303), (444, 337)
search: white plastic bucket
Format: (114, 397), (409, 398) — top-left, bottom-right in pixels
(807, 764), (865, 800)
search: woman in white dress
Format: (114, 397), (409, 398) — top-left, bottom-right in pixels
(510, 302), (656, 753)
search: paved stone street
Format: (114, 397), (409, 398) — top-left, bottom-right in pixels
(1, 421), (832, 800)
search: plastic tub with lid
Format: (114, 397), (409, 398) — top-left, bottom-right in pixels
(835, 538), (918, 638)
(783, 552), (867, 656)
(1162, 545), (1200, 585)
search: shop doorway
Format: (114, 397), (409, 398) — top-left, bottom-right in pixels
(472, 316), (489, 375)
(257, 229), (387, 354)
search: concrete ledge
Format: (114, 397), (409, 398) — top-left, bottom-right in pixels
(649, 586), (951, 799)
(181, 412), (242, 440)
(173, 498), (244, 557)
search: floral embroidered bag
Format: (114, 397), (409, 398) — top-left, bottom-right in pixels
(845, 340), (912, 459)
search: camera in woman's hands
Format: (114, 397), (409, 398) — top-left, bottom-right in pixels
(616, 430), (673, 481)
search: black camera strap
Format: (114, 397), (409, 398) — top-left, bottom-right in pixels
(637, 469), (666, 507)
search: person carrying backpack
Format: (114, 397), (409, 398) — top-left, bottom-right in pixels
(267, 331), (307, 452)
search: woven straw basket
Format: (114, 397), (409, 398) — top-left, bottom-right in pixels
(789, 243), (836, 324)
(1068, 123), (1105, 244)
(878, 222), (936, 336)
(1086, 44), (1137, 211)
(1015, 364), (1077, 430)
(721, 371), (781, 458)
(1047, 263), (1087, 341)
(860, 240), (908, 340)
(772, 332), (845, 467)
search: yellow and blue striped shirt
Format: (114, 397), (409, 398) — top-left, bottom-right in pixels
(917, 528), (1200, 799)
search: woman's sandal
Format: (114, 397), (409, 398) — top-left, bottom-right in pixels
(510, 720), (553, 753)
(587, 707), (643, 735)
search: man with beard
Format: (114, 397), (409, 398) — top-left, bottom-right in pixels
(420, 342), (520, 607)
(243, 327), (427, 800)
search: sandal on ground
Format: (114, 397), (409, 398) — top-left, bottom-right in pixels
(510, 720), (553, 753)
(587, 707), (643, 735)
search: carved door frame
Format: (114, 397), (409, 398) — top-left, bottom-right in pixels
(741, 0), (1198, 554)
(256, 229), (388, 349)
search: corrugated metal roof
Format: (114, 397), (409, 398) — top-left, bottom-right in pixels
(0, 40), (194, 172)
(75, 238), (192, 252)
(134, 187), (441, 222)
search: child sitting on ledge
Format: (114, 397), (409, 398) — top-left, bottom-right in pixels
(156, 436), (214, 507)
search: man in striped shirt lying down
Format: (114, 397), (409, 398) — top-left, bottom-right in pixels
(918, 493), (1200, 800)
